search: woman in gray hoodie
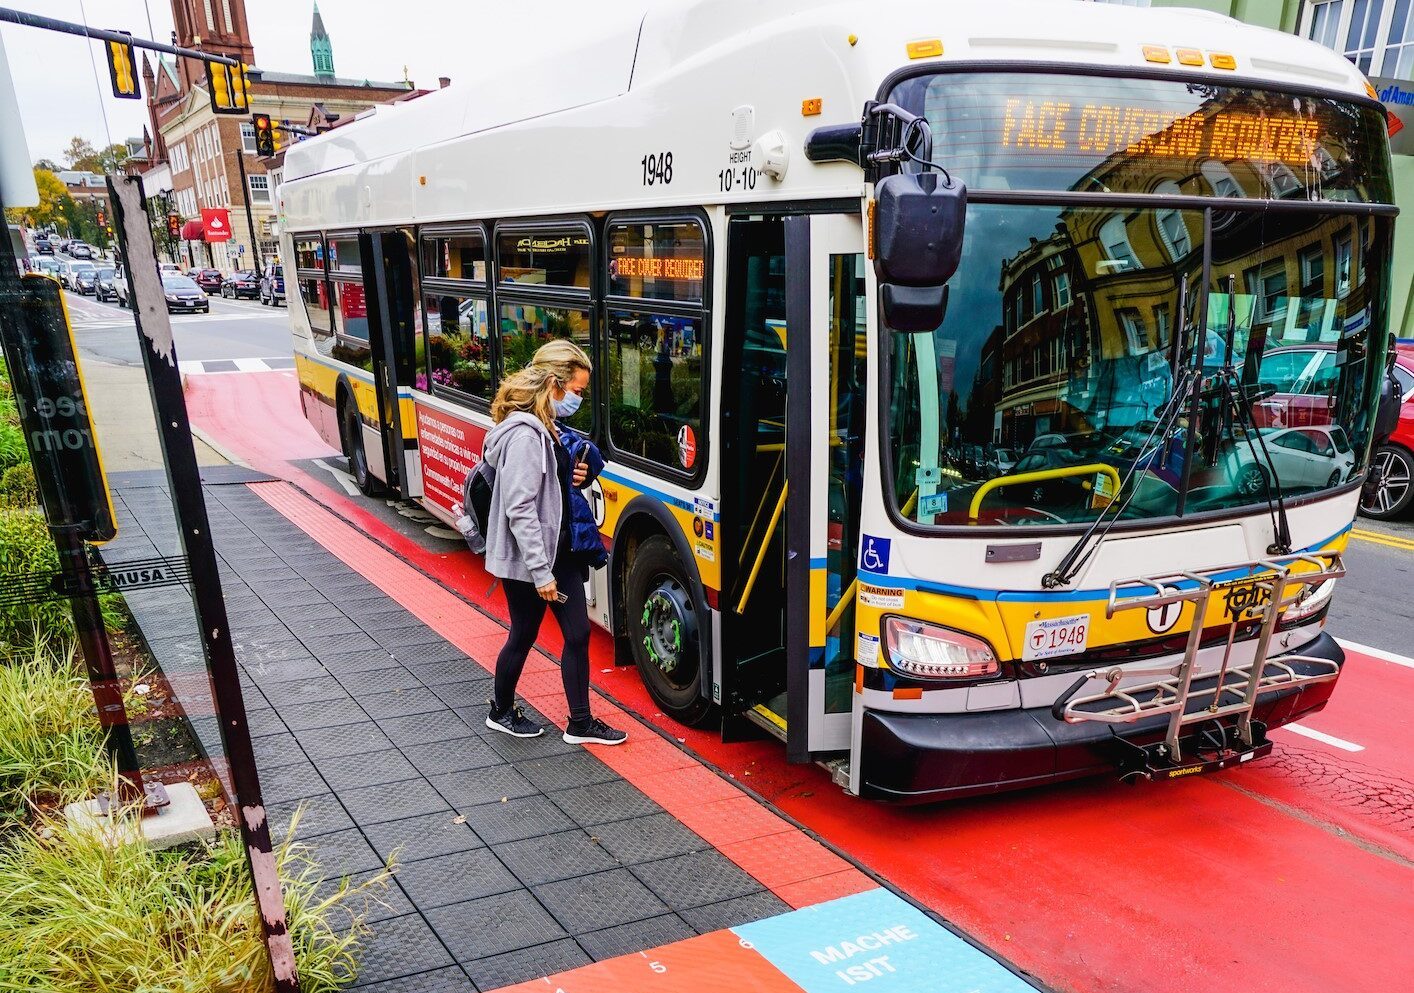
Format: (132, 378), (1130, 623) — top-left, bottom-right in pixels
(481, 340), (626, 745)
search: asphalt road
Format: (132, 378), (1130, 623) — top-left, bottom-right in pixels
(1331, 514), (1414, 657)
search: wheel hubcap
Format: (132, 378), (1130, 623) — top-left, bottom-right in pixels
(1368, 450), (1410, 513)
(640, 579), (695, 679)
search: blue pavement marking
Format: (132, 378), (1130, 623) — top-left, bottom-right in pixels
(732, 887), (1037, 993)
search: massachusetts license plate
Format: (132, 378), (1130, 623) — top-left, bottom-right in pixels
(1023, 613), (1090, 662)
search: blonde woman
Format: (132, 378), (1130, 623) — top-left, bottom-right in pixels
(481, 339), (626, 745)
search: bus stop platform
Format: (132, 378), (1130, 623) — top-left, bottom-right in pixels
(101, 467), (1038, 993)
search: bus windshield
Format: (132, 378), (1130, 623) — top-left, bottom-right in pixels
(882, 72), (1394, 528)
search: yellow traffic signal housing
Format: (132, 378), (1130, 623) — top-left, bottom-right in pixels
(207, 61), (251, 115)
(251, 113), (276, 157)
(106, 35), (138, 99)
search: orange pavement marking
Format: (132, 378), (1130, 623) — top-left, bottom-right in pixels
(249, 479), (873, 908)
(490, 929), (796, 993)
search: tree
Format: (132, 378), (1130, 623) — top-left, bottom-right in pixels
(62, 136), (97, 170)
(32, 158), (59, 172)
(3, 169), (73, 231)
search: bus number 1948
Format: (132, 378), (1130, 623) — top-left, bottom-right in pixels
(641, 151), (674, 186)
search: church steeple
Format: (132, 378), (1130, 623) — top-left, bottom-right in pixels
(310, 3), (335, 79)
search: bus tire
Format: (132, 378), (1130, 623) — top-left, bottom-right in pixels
(339, 395), (383, 497)
(1361, 444), (1414, 520)
(625, 535), (714, 727)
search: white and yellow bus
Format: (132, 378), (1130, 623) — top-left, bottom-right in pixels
(278, 0), (1394, 801)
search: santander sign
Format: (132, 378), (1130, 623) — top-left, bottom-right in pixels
(200, 207), (233, 243)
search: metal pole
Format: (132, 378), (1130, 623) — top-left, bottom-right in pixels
(234, 149), (264, 280)
(0, 7), (238, 65)
(107, 174), (300, 993)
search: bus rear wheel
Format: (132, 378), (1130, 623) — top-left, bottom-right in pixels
(625, 535), (714, 727)
(339, 397), (383, 497)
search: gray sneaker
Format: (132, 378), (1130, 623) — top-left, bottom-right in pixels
(486, 703), (543, 738)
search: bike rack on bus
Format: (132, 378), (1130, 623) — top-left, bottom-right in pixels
(1051, 552), (1345, 775)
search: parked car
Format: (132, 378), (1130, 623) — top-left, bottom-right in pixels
(190, 268), (224, 294)
(1253, 344), (1338, 429)
(93, 266), (117, 302)
(72, 266), (99, 295)
(1360, 344), (1414, 520)
(161, 273), (209, 313)
(1260, 425), (1355, 491)
(259, 263), (285, 306)
(221, 269), (259, 299)
(34, 235), (53, 255)
(159, 262), (182, 273)
(67, 242), (94, 260)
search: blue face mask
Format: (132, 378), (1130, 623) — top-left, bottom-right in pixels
(553, 391), (583, 418)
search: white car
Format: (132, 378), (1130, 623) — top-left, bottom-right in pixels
(1261, 425), (1355, 491)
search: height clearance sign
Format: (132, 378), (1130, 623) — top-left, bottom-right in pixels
(201, 207), (233, 242)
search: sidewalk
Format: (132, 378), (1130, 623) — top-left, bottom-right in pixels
(102, 469), (1036, 992)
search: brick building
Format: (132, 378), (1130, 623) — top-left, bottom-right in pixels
(141, 1), (414, 271)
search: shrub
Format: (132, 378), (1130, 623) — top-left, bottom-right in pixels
(0, 420), (25, 472)
(0, 461), (37, 508)
(0, 638), (109, 825)
(0, 807), (390, 992)
(0, 508), (70, 646)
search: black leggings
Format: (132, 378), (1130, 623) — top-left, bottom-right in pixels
(493, 560), (592, 723)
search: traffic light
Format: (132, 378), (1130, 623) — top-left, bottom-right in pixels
(167, 213), (181, 239)
(105, 33), (138, 99)
(252, 113), (276, 156)
(207, 61), (251, 114)
(96, 209), (105, 227)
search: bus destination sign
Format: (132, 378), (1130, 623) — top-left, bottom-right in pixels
(1000, 99), (1321, 165)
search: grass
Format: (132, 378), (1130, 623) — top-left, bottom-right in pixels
(0, 805), (392, 992)
(0, 637), (110, 826)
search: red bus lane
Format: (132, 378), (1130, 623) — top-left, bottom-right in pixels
(191, 371), (1414, 993)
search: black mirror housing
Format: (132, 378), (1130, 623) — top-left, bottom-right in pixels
(874, 171), (966, 332)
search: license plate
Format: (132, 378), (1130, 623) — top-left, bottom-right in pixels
(1023, 613), (1090, 661)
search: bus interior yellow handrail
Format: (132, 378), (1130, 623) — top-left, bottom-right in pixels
(735, 482), (787, 614)
(969, 463), (1121, 521)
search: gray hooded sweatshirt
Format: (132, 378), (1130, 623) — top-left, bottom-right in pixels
(482, 411), (562, 589)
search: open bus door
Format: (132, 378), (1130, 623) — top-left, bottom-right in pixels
(721, 214), (863, 763)
(357, 230), (416, 499)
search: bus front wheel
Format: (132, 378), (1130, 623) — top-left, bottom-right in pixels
(625, 535), (714, 727)
(339, 397), (383, 497)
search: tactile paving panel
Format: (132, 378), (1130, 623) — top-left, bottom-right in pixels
(380, 710), (477, 747)
(364, 809), (486, 863)
(317, 748), (421, 792)
(394, 847), (521, 909)
(459, 795), (576, 846)
(630, 850), (765, 911)
(313, 869), (412, 925)
(427, 889), (569, 962)
(345, 912), (456, 985)
(347, 964), (476, 993)
(334, 666), (426, 696)
(533, 868), (671, 933)
(268, 792), (353, 840)
(680, 891), (793, 935)
(340, 777), (451, 825)
(318, 648), (404, 674)
(399, 735), (505, 776)
(294, 720), (396, 759)
(258, 758), (330, 805)
(591, 813), (710, 864)
(549, 779), (664, 828)
(357, 687), (450, 720)
(460, 939), (592, 990)
(495, 829), (622, 886)
(305, 828), (387, 879)
(431, 764), (540, 808)
(517, 752), (622, 793)
(277, 696), (370, 731)
(576, 913), (697, 962)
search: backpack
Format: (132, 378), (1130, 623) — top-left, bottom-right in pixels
(455, 458), (496, 554)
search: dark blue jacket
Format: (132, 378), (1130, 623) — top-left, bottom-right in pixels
(557, 425), (609, 568)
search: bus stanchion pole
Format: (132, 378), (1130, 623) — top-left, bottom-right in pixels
(107, 173), (301, 993)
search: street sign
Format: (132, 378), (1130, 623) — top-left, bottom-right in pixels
(0, 275), (116, 542)
(201, 207), (233, 243)
(236, 244), (244, 255)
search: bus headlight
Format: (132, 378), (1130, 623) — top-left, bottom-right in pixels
(1281, 578), (1336, 626)
(882, 616), (999, 680)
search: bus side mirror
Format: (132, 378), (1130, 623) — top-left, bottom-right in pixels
(874, 171), (966, 332)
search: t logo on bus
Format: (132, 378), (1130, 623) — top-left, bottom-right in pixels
(860, 536), (891, 573)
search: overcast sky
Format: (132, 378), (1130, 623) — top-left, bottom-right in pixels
(2, 0), (644, 166)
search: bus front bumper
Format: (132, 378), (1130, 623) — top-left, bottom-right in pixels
(856, 631), (1344, 804)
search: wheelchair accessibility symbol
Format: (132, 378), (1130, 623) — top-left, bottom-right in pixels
(860, 535), (892, 573)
